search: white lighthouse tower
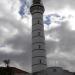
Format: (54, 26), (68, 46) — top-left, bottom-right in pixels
(30, 0), (47, 73)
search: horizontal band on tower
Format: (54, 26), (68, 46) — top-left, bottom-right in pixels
(32, 42), (44, 45)
(32, 23), (43, 26)
(31, 11), (43, 15)
(32, 16), (43, 21)
(32, 35), (44, 38)
(32, 63), (46, 66)
(32, 28), (43, 32)
(32, 49), (45, 52)
(30, 4), (44, 15)
(32, 56), (46, 58)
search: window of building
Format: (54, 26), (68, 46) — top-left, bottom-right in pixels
(40, 59), (42, 64)
(38, 45), (41, 49)
(53, 68), (57, 72)
(38, 32), (41, 36)
(38, 20), (40, 24)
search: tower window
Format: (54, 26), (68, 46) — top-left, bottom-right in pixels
(40, 59), (42, 64)
(38, 45), (41, 49)
(38, 20), (40, 24)
(38, 32), (41, 36)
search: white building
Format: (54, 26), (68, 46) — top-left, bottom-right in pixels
(47, 67), (73, 75)
(30, 0), (47, 73)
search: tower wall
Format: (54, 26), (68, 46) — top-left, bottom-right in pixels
(30, 0), (47, 73)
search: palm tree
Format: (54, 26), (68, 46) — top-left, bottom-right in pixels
(3, 59), (10, 67)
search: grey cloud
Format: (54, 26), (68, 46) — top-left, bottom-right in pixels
(0, 50), (32, 72)
(1, 0), (75, 73)
(46, 40), (58, 54)
(5, 32), (31, 51)
(0, 27), (32, 72)
(0, 16), (30, 32)
(0, 13), (32, 72)
(43, 0), (75, 10)
(45, 20), (75, 72)
(47, 57), (75, 72)
(53, 22), (75, 52)
(45, 21), (75, 52)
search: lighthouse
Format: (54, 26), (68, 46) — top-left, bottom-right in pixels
(30, 0), (47, 73)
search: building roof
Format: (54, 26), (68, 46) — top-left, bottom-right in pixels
(47, 67), (74, 74)
(11, 67), (29, 74)
(0, 67), (29, 74)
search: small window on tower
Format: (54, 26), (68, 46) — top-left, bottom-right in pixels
(38, 32), (41, 36)
(38, 45), (41, 49)
(40, 59), (42, 64)
(38, 20), (40, 24)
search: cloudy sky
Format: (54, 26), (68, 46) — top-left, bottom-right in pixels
(0, 0), (75, 73)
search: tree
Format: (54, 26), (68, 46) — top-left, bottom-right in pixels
(3, 59), (10, 67)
